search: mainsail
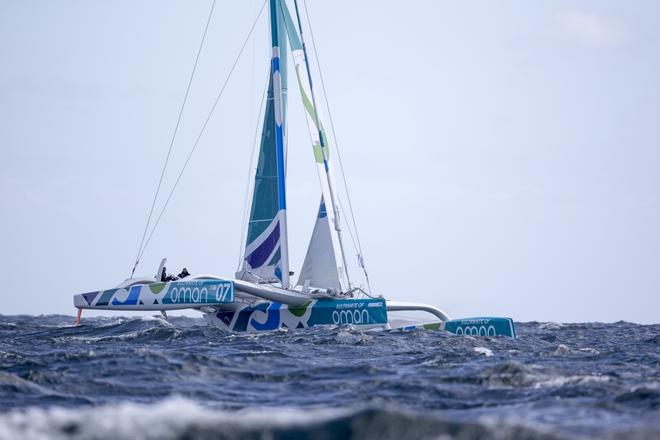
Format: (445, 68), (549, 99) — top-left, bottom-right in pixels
(240, 0), (351, 292)
(238, 0), (290, 286)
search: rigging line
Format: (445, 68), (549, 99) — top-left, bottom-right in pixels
(137, 0), (268, 263)
(302, 0), (372, 293)
(337, 198), (362, 278)
(337, 199), (358, 254)
(129, 0), (217, 278)
(236, 65), (270, 271)
(238, 0), (260, 271)
(337, 198), (371, 298)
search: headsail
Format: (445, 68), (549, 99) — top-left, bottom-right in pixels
(297, 196), (342, 292)
(238, 0), (290, 286)
(280, 1), (350, 292)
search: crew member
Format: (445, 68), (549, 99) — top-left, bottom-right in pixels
(161, 267), (178, 282)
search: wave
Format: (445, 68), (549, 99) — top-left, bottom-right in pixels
(614, 385), (660, 409)
(0, 397), (568, 440)
(2, 316), (660, 438)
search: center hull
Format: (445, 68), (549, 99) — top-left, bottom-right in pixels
(204, 298), (388, 332)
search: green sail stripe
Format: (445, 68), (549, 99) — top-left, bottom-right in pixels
(282, 1), (330, 166)
(294, 66), (330, 164)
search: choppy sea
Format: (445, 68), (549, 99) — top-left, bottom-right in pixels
(0, 315), (659, 439)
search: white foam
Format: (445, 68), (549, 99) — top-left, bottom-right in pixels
(136, 315), (175, 327)
(534, 374), (610, 388)
(335, 328), (371, 344)
(579, 347), (600, 355)
(0, 397), (346, 440)
(550, 344), (575, 356)
(53, 326), (184, 344)
(474, 347), (494, 357)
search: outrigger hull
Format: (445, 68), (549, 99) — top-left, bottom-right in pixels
(391, 317), (516, 338)
(73, 279), (234, 311)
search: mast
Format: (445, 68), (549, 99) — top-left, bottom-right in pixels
(270, 0), (290, 288)
(291, 0), (352, 290)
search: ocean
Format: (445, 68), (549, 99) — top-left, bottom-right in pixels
(0, 315), (658, 439)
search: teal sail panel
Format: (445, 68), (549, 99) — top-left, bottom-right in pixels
(239, 0), (289, 284)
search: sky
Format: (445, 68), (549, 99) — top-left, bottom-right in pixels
(1, 0), (658, 323)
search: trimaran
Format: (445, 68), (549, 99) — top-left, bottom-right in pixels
(73, 0), (515, 338)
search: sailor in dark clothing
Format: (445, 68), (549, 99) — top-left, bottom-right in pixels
(178, 267), (190, 279)
(161, 267), (179, 282)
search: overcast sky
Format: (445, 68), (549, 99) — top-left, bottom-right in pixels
(1, 0), (658, 323)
